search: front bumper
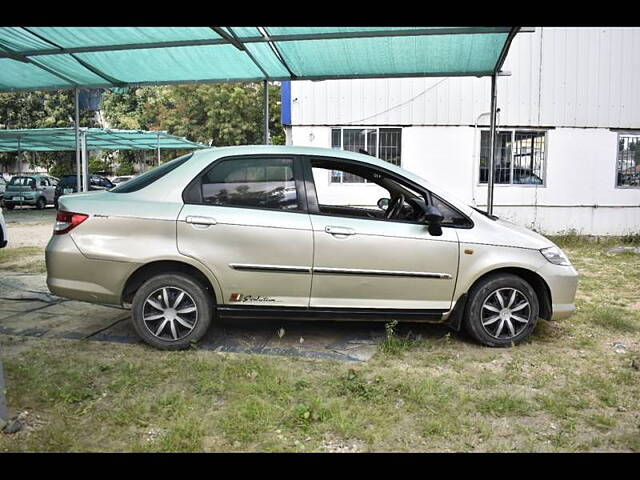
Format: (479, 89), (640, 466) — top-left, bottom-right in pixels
(45, 233), (139, 306)
(536, 262), (579, 320)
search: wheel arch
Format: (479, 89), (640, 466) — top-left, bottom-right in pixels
(446, 266), (552, 330)
(121, 259), (221, 306)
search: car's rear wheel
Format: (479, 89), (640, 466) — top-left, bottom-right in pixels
(35, 197), (46, 210)
(131, 272), (213, 350)
(463, 273), (539, 347)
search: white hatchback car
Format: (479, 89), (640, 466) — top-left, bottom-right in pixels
(46, 146), (578, 350)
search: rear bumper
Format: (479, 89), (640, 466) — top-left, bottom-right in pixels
(45, 233), (138, 306)
(536, 262), (579, 321)
(4, 196), (37, 205)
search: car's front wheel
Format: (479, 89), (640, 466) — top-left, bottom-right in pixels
(463, 273), (539, 347)
(131, 272), (213, 350)
(35, 197), (46, 210)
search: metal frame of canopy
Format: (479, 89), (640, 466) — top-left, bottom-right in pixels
(0, 127), (206, 192)
(0, 26), (526, 210)
(0, 25), (527, 422)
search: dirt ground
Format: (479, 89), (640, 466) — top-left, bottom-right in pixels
(2, 206), (57, 249)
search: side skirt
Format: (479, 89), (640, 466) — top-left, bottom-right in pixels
(216, 306), (448, 323)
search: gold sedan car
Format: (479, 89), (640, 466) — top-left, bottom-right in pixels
(46, 146), (578, 350)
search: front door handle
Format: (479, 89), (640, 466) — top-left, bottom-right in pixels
(325, 226), (355, 236)
(186, 215), (217, 226)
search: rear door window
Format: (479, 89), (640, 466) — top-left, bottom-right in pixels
(187, 157), (301, 211)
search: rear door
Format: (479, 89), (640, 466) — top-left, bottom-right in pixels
(177, 155), (313, 307)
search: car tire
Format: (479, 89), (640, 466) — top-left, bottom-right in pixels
(35, 197), (46, 210)
(53, 199), (58, 209)
(131, 272), (213, 350)
(4, 203), (14, 210)
(463, 273), (539, 348)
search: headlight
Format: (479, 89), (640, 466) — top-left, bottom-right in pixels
(540, 246), (572, 266)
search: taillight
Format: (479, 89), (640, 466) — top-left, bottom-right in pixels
(53, 211), (88, 235)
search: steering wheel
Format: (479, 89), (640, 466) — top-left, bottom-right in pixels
(385, 193), (405, 219)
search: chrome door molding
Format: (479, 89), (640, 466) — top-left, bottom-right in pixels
(229, 263), (312, 274)
(312, 267), (452, 279)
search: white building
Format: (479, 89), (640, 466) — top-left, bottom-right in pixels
(282, 27), (640, 236)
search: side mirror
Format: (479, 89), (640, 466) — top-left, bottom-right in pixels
(377, 197), (390, 211)
(423, 205), (444, 236)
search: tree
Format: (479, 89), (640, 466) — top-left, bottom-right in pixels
(100, 82), (285, 157)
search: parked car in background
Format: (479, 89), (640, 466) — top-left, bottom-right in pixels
(0, 207), (7, 248)
(46, 146), (578, 351)
(111, 175), (134, 186)
(54, 174), (114, 208)
(3, 174), (57, 210)
(0, 176), (7, 201)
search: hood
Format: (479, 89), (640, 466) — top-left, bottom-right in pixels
(492, 216), (556, 250)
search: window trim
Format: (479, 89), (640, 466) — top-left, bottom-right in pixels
(301, 155), (473, 229)
(477, 128), (548, 188)
(613, 130), (640, 189)
(181, 154), (309, 214)
(330, 126), (403, 183)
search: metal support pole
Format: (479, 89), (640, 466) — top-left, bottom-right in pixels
(157, 133), (161, 166)
(74, 88), (81, 192)
(17, 136), (23, 209)
(81, 130), (89, 192)
(263, 80), (269, 145)
(487, 73), (498, 216)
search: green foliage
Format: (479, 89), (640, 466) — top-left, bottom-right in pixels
(0, 83), (285, 176)
(379, 320), (421, 355)
(0, 90), (98, 174)
(100, 82), (284, 148)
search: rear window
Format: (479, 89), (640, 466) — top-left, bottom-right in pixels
(111, 153), (193, 194)
(9, 177), (34, 187)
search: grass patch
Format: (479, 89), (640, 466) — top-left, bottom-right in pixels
(0, 246), (45, 273)
(583, 306), (639, 333)
(1, 240), (639, 452)
(378, 320), (422, 356)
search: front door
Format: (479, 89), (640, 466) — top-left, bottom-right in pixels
(177, 155), (313, 307)
(304, 156), (460, 311)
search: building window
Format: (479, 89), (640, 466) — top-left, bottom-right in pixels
(330, 127), (401, 183)
(616, 134), (640, 188)
(480, 130), (546, 185)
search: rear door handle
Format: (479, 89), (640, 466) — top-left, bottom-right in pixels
(186, 215), (217, 226)
(325, 226), (355, 236)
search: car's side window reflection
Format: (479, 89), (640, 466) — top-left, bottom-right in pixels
(201, 158), (299, 211)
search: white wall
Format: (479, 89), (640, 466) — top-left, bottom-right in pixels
(291, 125), (640, 235)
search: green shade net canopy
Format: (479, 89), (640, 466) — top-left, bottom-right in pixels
(0, 127), (207, 152)
(0, 27), (518, 91)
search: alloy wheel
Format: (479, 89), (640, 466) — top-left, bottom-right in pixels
(142, 286), (198, 341)
(480, 287), (531, 340)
